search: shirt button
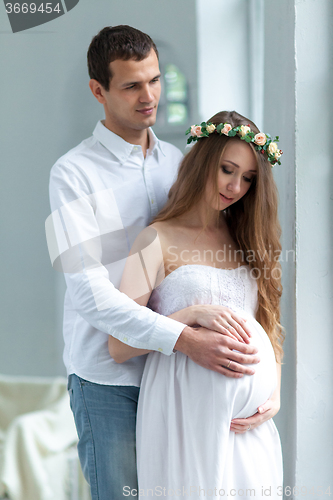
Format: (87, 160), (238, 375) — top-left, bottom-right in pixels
(133, 146), (139, 152)
(151, 199), (154, 204)
(158, 347), (163, 352)
(124, 337), (128, 342)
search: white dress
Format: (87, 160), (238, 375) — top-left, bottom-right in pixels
(136, 265), (283, 499)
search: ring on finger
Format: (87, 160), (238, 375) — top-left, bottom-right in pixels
(248, 424), (251, 431)
(225, 325), (230, 330)
(226, 360), (232, 369)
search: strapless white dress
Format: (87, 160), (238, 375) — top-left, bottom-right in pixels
(136, 265), (283, 499)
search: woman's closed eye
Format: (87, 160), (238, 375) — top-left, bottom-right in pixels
(221, 166), (233, 175)
(222, 166), (254, 183)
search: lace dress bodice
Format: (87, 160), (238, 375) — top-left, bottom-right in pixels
(148, 264), (258, 318)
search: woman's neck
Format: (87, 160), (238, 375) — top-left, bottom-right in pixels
(176, 205), (226, 232)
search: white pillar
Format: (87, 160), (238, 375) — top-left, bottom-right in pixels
(294, 0), (333, 489)
(264, 0), (333, 494)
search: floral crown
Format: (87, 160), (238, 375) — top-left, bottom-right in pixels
(185, 121), (282, 166)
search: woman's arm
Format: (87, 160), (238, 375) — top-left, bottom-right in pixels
(108, 226), (164, 363)
(108, 341), (152, 364)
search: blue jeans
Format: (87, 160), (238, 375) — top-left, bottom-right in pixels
(68, 374), (139, 500)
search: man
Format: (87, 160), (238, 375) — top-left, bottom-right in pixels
(47, 25), (278, 500)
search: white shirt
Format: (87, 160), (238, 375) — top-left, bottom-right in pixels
(47, 121), (186, 386)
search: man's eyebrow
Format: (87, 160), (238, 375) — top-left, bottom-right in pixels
(121, 73), (161, 87)
(223, 160), (257, 173)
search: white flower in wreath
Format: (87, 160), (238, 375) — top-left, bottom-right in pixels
(239, 125), (251, 137)
(267, 142), (279, 156)
(206, 124), (216, 134)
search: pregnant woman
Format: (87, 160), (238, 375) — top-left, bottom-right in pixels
(109, 110), (284, 498)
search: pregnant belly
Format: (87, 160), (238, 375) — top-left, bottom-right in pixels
(136, 314), (281, 495)
(139, 315), (277, 424)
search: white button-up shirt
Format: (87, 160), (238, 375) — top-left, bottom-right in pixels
(47, 121), (185, 386)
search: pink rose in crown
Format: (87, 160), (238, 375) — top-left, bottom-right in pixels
(191, 125), (203, 138)
(254, 133), (267, 146)
(221, 123), (232, 135)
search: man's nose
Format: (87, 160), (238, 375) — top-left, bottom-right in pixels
(139, 85), (154, 103)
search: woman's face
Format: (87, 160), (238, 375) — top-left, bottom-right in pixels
(205, 138), (257, 211)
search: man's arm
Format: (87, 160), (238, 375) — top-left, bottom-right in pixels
(47, 160), (185, 355)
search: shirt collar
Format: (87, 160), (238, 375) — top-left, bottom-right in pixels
(93, 120), (166, 164)
(148, 127), (166, 158)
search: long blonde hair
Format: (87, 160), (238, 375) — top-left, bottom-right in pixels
(154, 111), (284, 360)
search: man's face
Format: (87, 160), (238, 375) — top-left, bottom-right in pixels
(99, 49), (161, 135)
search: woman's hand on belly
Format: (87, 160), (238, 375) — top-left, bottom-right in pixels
(169, 304), (252, 344)
(230, 362), (281, 433)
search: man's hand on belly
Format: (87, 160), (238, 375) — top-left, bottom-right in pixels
(174, 325), (260, 378)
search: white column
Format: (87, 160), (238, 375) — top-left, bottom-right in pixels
(264, 0), (333, 494)
(294, 0), (333, 490)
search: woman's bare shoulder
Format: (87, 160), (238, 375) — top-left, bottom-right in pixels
(150, 219), (182, 236)
(128, 225), (161, 256)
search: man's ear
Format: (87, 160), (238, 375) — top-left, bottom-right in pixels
(89, 79), (107, 104)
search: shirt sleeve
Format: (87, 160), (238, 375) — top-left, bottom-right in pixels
(46, 160), (186, 355)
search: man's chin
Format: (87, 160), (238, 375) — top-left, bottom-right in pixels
(136, 114), (157, 129)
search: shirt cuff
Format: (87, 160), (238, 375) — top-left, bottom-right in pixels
(148, 315), (186, 355)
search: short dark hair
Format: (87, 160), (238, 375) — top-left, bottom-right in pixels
(87, 25), (159, 91)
